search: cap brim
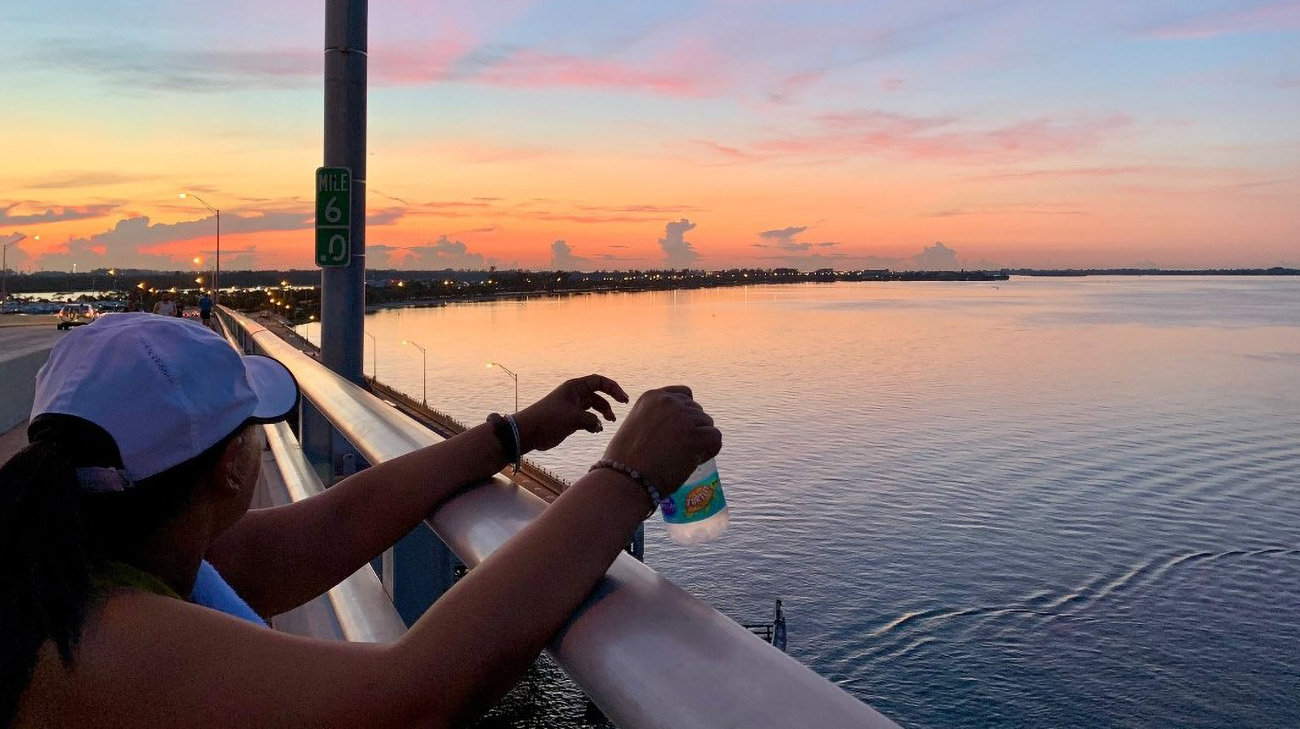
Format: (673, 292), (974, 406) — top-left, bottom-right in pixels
(242, 354), (300, 423)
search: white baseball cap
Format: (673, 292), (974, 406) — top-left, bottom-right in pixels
(31, 313), (299, 482)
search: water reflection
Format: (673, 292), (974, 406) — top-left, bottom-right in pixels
(350, 277), (1299, 728)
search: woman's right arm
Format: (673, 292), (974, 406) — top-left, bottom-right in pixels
(20, 386), (720, 728)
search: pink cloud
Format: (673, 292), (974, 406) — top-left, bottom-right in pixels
(372, 44), (478, 86)
(1146, 1), (1300, 39)
(977, 166), (1169, 181)
(879, 76), (906, 92)
(696, 110), (1132, 165)
(461, 51), (706, 96)
(766, 70), (827, 104)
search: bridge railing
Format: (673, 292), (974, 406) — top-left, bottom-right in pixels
(214, 314), (406, 642)
(259, 419), (409, 642)
(218, 305), (899, 729)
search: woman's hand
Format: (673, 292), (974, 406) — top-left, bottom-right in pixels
(602, 386), (722, 493)
(513, 374), (630, 453)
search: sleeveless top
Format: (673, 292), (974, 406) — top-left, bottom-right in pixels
(94, 559), (266, 626)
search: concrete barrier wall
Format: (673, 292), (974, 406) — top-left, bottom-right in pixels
(0, 347), (51, 432)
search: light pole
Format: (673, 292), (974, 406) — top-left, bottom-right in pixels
(364, 331), (377, 381)
(486, 362), (518, 414)
(2, 233), (36, 304)
(403, 340), (428, 405)
(179, 193), (220, 306)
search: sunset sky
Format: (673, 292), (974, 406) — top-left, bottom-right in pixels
(3, 0), (1298, 272)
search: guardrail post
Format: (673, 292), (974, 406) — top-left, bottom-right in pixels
(300, 399), (334, 485)
(388, 526), (457, 626)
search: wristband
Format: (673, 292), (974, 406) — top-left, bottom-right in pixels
(589, 459), (663, 518)
(505, 414), (522, 474)
(486, 413), (522, 473)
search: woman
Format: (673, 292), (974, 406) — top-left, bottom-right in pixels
(2, 313), (721, 727)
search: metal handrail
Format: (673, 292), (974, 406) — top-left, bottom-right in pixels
(215, 315), (407, 643)
(220, 306), (898, 729)
(262, 421), (408, 643)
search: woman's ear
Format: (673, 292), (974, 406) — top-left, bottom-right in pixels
(214, 431), (252, 496)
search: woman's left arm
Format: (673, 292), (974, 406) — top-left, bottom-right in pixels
(206, 374), (628, 617)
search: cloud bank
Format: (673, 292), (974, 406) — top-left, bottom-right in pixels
(550, 239), (588, 269)
(658, 219), (699, 268)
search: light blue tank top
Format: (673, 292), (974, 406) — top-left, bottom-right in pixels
(189, 559), (266, 626)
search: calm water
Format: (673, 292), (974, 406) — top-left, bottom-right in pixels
(328, 276), (1300, 728)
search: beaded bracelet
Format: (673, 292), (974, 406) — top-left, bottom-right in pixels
(589, 458), (663, 517)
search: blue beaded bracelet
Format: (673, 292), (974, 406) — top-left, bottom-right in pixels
(589, 459), (663, 516)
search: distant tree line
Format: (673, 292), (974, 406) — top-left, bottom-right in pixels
(6, 266), (1295, 323)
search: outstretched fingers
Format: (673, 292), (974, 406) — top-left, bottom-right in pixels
(587, 393), (616, 422)
(582, 374), (629, 404)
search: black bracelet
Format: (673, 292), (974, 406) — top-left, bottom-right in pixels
(486, 413), (521, 472)
(589, 459), (663, 518)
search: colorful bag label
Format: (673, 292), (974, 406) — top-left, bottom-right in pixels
(661, 469), (726, 524)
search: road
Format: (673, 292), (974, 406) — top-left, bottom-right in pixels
(0, 320), (62, 462)
(0, 318), (63, 357)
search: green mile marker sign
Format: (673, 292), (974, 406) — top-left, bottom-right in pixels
(315, 166), (351, 267)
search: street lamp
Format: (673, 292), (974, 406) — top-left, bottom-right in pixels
(302, 314), (317, 347)
(364, 331), (377, 381)
(179, 193), (220, 306)
(193, 255), (214, 294)
(2, 233), (36, 303)
(486, 362), (518, 413)
(403, 340), (428, 405)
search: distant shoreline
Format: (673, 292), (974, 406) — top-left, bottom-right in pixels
(3, 267), (1296, 318)
(1, 265), (1296, 298)
(1007, 268), (1298, 277)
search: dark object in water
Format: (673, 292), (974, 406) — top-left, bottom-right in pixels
(744, 599), (787, 652)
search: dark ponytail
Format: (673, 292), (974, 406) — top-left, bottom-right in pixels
(1, 415), (243, 725)
(0, 437), (92, 725)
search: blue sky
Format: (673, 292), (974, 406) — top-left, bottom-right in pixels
(2, 0), (1297, 270)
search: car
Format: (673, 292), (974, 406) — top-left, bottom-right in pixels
(57, 303), (98, 330)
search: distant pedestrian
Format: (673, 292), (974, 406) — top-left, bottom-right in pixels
(174, 299), (185, 318)
(199, 292), (214, 329)
(151, 291), (176, 317)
